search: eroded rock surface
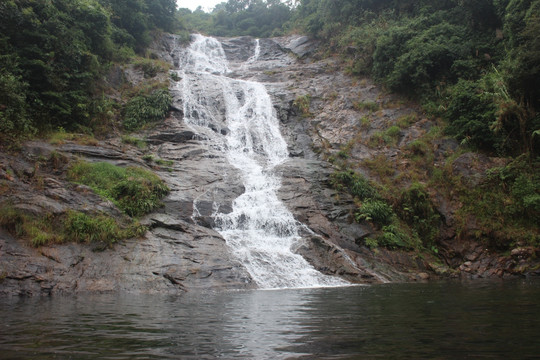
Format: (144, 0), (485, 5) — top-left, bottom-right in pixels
(3, 33), (533, 296)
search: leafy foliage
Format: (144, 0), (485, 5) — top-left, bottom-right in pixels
(330, 170), (378, 200)
(123, 88), (171, 131)
(0, 0), (178, 140)
(291, 0), (539, 156)
(397, 183), (441, 247)
(377, 224), (413, 250)
(355, 199), (394, 228)
(444, 79), (499, 151)
(180, 0), (292, 37)
(68, 161), (169, 217)
(0, 204), (143, 247)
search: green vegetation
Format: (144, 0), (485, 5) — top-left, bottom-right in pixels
(293, 94), (312, 117)
(331, 166), (445, 251)
(286, 0), (539, 257)
(48, 128), (99, 146)
(64, 210), (145, 244)
(369, 125), (401, 147)
(180, 0), (292, 38)
(355, 199), (394, 227)
(453, 155), (540, 248)
(0, 205), (144, 247)
(134, 58), (171, 78)
(121, 135), (147, 149)
(291, 0), (540, 157)
(0, 0), (178, 141)
(68, 161), (169, 217)
(397, 183), (441, 248)
(331, 170), (430, 251)
(123, 88), (171, 131)
(353, 101), (380, 113)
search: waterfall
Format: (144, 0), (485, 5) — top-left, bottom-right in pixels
(246, 39), (260, 64)
(178, 34), (346, 289)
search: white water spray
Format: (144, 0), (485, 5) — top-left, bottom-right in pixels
(179, 34), (346, 289)
(246, 39), (260, 64)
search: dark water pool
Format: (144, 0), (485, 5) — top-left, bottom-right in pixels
(1, 279), (539, 359)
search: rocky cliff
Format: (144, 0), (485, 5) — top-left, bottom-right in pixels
(1, 34), (537, 296)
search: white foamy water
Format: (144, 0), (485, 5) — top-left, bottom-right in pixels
(178, 34), (346, 289)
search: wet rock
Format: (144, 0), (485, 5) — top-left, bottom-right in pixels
(511, 247), (534, 260)
(60, 144), (125, 160)
(451, 152), (507, 186)
(278, 35), (317, 58)
(221, 36), (258, 61)
(146, 130), (196, 144)
(9, 161), (35, 180)
(22, 142), (55, 160)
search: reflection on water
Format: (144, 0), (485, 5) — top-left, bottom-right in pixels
(1, 279), (540, 359)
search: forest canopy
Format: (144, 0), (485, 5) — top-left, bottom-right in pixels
(0, 0), (177, 137)
(179, 0), (294, 38)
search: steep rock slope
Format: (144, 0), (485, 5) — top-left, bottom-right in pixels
(4, 33), (533, 296)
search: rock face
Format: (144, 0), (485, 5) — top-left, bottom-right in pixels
(2, 34), (532, 297)
(0, 119), (254, 296)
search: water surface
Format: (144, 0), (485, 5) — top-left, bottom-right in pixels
(1, 279), (539, 359)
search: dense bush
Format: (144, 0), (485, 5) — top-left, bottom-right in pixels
(444, 79), (499, 151)
(0, 0), (178, 139)
(355, 199), (394, 228)
(181, 0), (292, 38)
(123, 88), (171, 131)
(68, 161), (169, 217)
(397, 183), (441, 247)
(291, 0), (539, 156)
(0, 69), (33, 138)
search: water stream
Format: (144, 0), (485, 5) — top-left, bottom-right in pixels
(178, 34), (345, 289)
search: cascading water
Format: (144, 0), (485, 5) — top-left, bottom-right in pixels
(178, 34), (346, 289)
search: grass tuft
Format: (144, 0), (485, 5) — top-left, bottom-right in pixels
(68, 161), (169, 217)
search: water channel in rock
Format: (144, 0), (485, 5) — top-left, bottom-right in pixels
(177, 34), (346, 289)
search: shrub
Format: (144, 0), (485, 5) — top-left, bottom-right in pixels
(293, 94), (312, 117)
(364, 237), (379, 249)
(0, 70), (34, 138)
(134, 58), (170, 78)
(330, 170), (378, 200)
(64, 210), (144, 245)
(377, 224), (411, 250)
(68, 161), (169, 217)
(355, 199), (395, 227)
(444, 79), (498, 151)
(121, 135), (147, 149)
(397, 183), (441, 247)
(123, 88), (171, 131)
